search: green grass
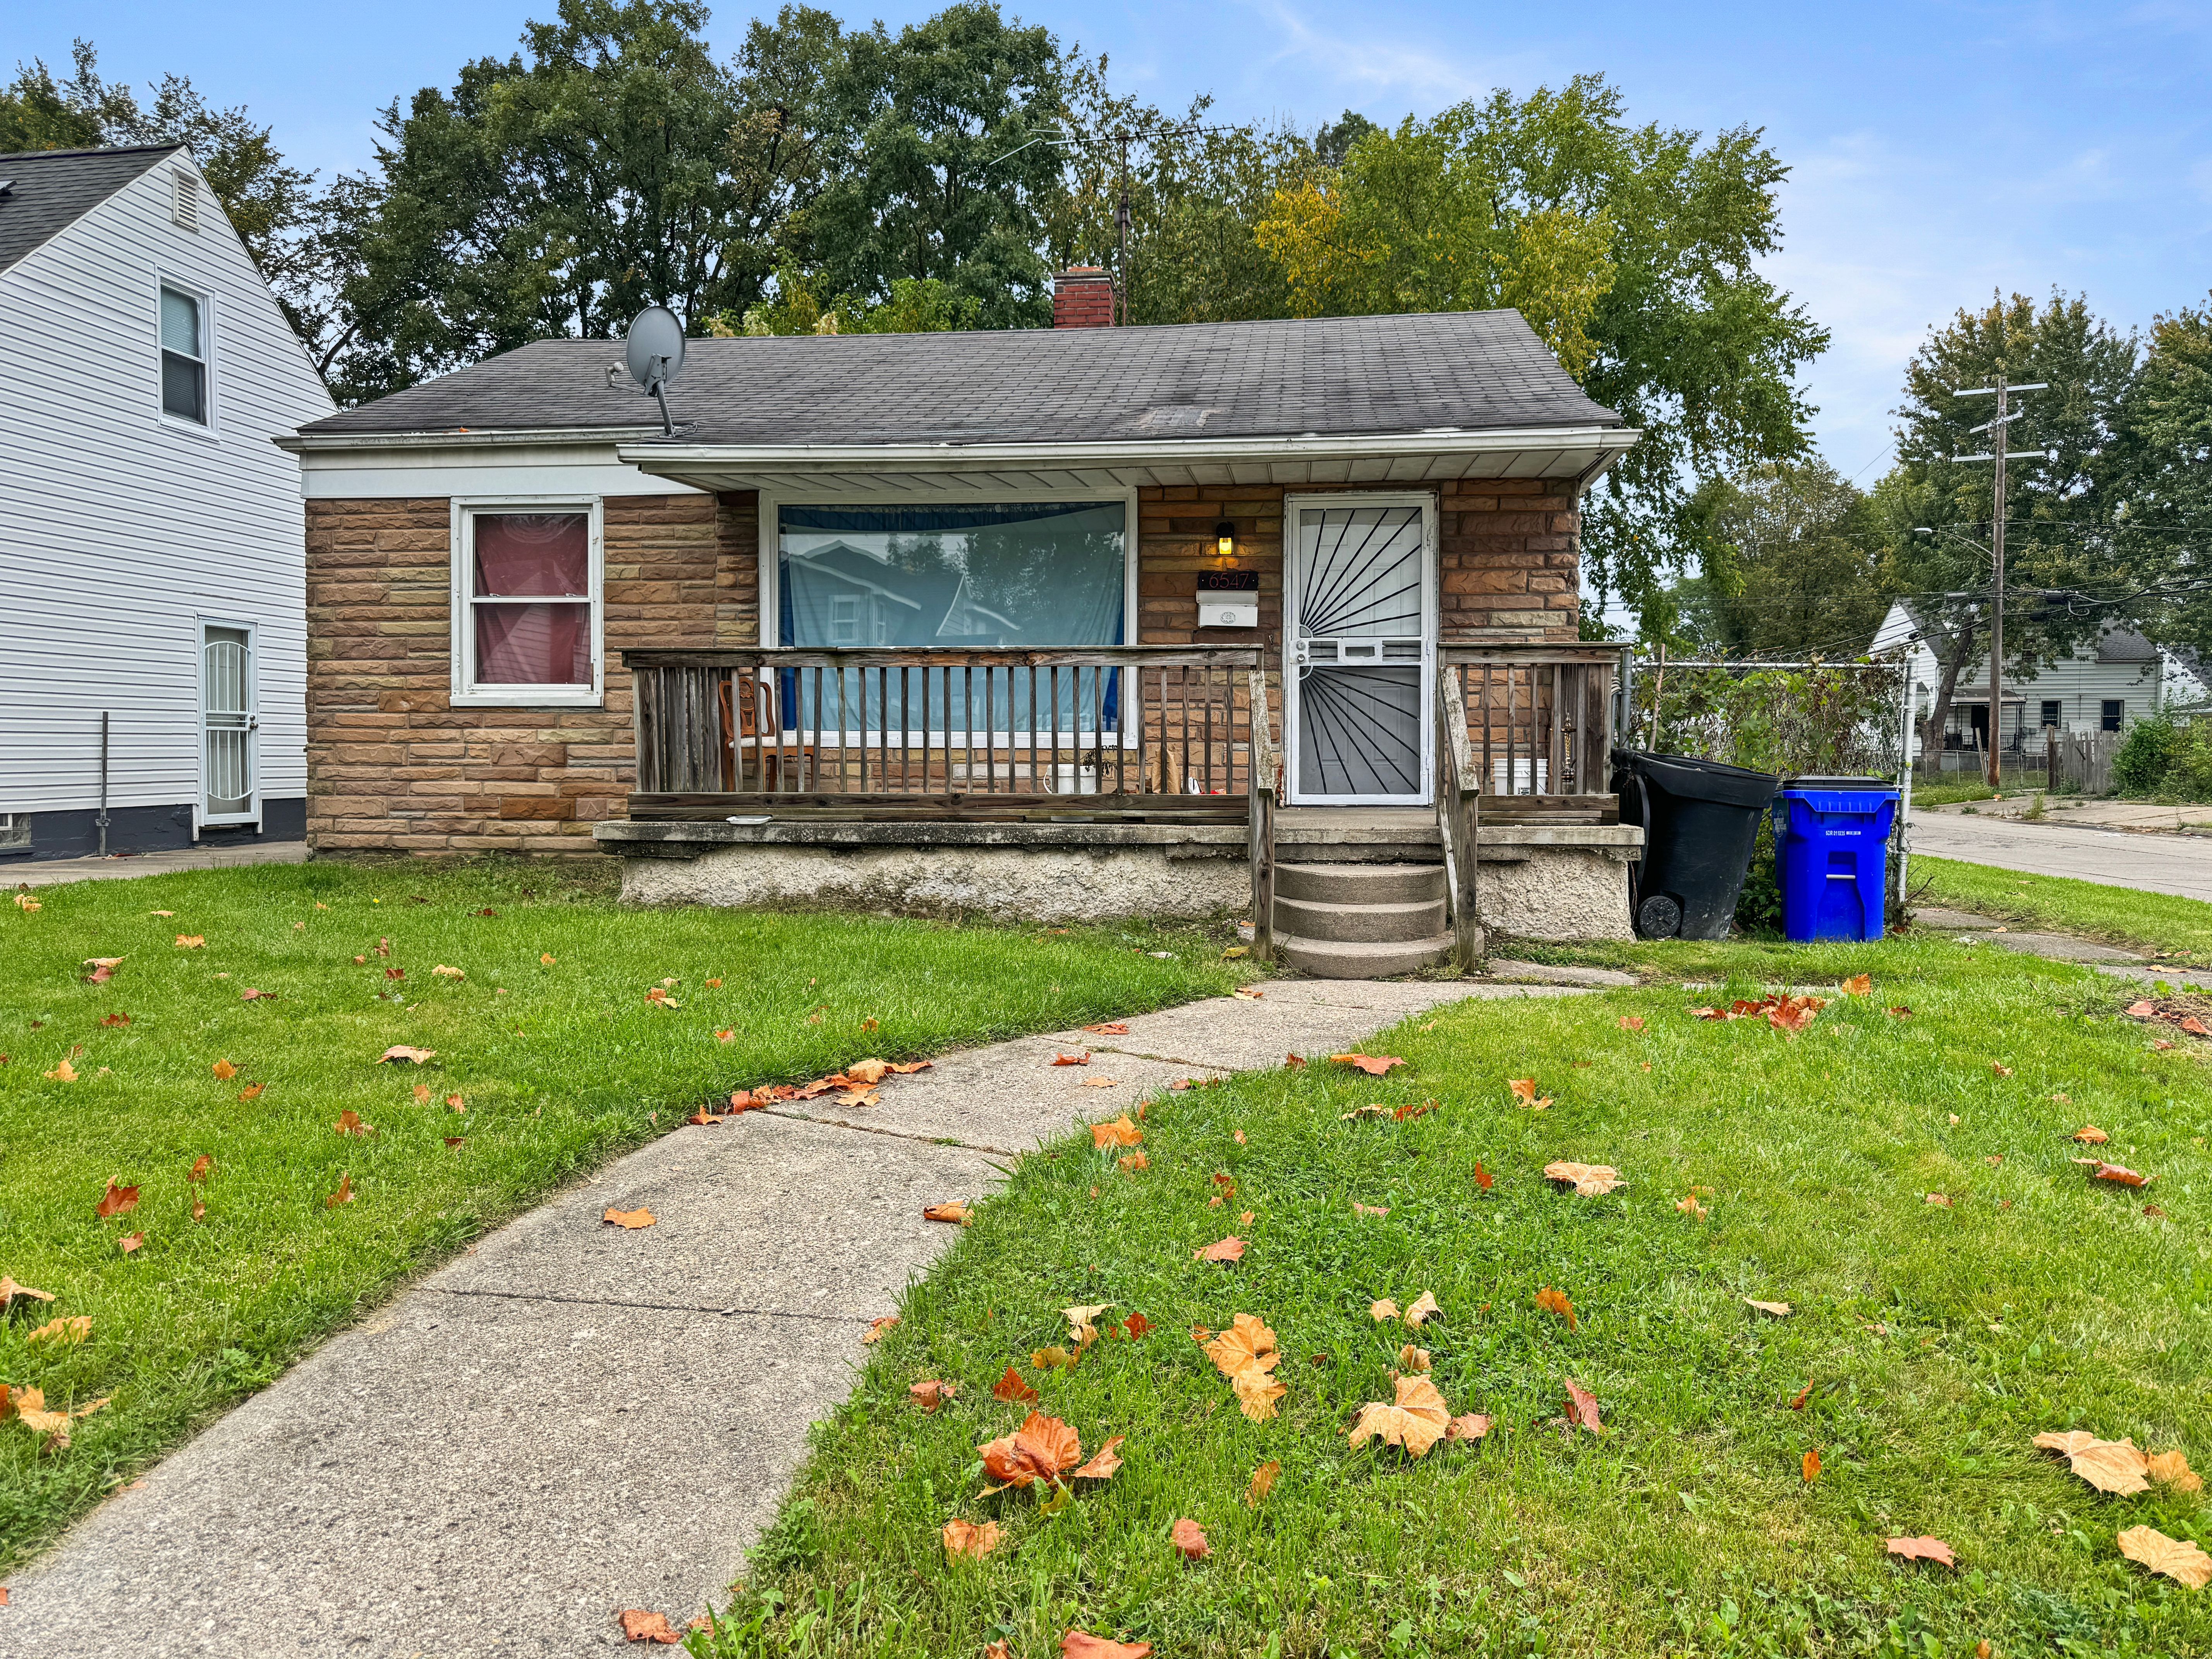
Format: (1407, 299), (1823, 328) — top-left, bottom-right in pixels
(0, 857), (1247, 1568)
(706, 936), (2212, 1659)
(1913, 855), (2212, 968)
(1906, 780), (1999, 808)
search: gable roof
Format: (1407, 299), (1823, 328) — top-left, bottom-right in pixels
(0, 144), (181, 276)
(297, 309), (1622, 447)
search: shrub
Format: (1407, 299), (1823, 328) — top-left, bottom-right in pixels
(2111, 713), (2176, 795)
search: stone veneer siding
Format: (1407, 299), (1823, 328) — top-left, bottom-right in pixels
(306, 479), (1578, 854)
(305, 491), (756, 854)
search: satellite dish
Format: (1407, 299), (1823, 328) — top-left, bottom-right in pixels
(623, 306), (685, 434)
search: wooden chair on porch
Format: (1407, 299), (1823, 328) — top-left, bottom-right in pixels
(716, 672), (812, 792)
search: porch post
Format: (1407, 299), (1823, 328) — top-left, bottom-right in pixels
(1247, 668), (1277, 963)
(1436, 658), (1484, 969)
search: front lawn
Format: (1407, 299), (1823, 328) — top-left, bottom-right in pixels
(0, 858), (1245, 1568)
(713, 936), (2212, 1658)
(1912, 854), (2212, 968)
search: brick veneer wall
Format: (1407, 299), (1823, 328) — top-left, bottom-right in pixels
(304, 491), (756, 855)
(1136, 477), (1580, 646)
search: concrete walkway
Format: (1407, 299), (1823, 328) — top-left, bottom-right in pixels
(1909, 811), (2212, 903)
(1913, 905), (2212, 991)
(9, 841), (309, 888)
(1920, 797), (2212, 833)
(7, 976), (1591, 1657)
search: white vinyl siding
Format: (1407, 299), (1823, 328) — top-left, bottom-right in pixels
(0, 156), (334, 821)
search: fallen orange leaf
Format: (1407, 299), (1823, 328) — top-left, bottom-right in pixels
(1194, 1236), (1245, 1264)
(1473, 1160), (1494, 1191)
(334, 1109), (372, 1138)
(1349, 1374), (1451, 1456)
(2035, 1430), (2151, 1494)
(2071, 1125), (2109, 1144)
(1091, 1115), (1143, 1149)
(210, 1059), (239, 1081)
(1403, 1290), (1440, 1327)
(1123, 1312), (1151, 1339)
(978, 1410), (1082, 1489)
(26, 1316), (91, 1348)
(0, 1277), (55, 1311)
(1083, 1022), (1130, 1036)
(991, 1365), (1039, 1404)
(325, 1173), (354, 1208)
(1802, 1448), (1821, 1482)
(923, 1201), (973, 1226)
(2148, 1450), (2202, 1492)
(1745, 1298), (1792, 1318)
(1535, 1286), (1577, 1329)
(1331, 1053), (1405, 1076)
(1061, 1633), (1151, 1659)
(1369, 1298), (1400, 1322)
(1171, 1517), (1209, 1560)
(1204, 1313), (1285, 1420)
(1072, 1436), (1125, 1481)
(1246, 1459), (1280, 1505)
(1446, 1412), (1491, 1442)
(1618, 1015), (1645, 1031)
(909, 1380), (958, 1412)
(117, 1232), (143, 1256)
(378, 1046), (436, 1065)
(1507, 1078), (1552, 1110)
(2118, 1525), (2212, 1589)
(601, 1207), (655, 1229)
(1841, 973), (1872, 996)
(174, 934), (204, 949)
(1886, 1536), (1956, 1568)
(1543, 1161), (1623, 1196)
(1052, 1051), (1091, 1066)
(1563, 1377), (1603, 1434)
(1352, 1201), (1388, 1219)
(618, 1608), (682, 1644)
(863, 1315), (899, 1345)
(1397, 1343), (1431, 1372)
(1676, 1194), (1708, 1221)
(96, 1179), (139, 1219)
(1118, 1151), (1149, 1172)
(237, 1083), (264, 1101)
(941, 1518), (1002, 1560)
(43, 1058), (77, 1083)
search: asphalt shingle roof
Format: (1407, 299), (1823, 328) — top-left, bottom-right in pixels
(300, 309), (1621, 445)
(0, 144), (180, 275)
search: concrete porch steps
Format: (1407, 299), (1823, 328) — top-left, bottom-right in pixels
(1273, 861), (1454, 979)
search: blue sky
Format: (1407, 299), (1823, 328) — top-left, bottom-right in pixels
(15, 0), (2211, 476)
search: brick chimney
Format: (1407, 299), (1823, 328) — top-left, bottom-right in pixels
(1053, 266), (1115, 328)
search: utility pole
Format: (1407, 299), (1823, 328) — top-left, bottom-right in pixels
(1954, 376), (2051, 790)
(1113, 129), (1132, 326)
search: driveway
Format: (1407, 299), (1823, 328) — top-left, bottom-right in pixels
(1910, 809), (2212, 903)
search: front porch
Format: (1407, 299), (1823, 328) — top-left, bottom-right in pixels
(594, 641), (1644, 953)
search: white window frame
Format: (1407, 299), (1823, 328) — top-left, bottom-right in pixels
(156, 278), (216, 435)
(759, 485), (1141, 744)
(449, 498), (605, 708)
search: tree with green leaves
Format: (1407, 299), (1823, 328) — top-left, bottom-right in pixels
(1677, 461), (1890, 659)
(1872, 290), (2142, 750)
(2110, 294), (2212, 658)
(1249, 75), (1826, 626)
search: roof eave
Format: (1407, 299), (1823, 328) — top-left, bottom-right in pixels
(277, 424), (668, 453)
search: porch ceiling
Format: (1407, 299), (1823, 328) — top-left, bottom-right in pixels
(614, 425), (1638, 497)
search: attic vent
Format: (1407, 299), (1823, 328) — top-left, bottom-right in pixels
(0, 180), (14, 201)
(170, 168), (200, 232)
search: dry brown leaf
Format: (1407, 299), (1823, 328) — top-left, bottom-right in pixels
(1886, 1536), (1956, 1568)
(1118, 1151), (1149, 1173)
(1507, 1077), (1553, 1111)
(1194, 1236), (1245, 1264)
(1052, 1051), (1091, 1066)
(1079, 1077), (1119, 1089)
(1284, 1052), (1306, 1068)
(909, 1380), (958, 1412)
(1618, 1015), (1646, 1031)
(210, 1058), (241, 1082)
(237, 1083), (264, 1102)
(334, 1109), (373, 1138)
(1091, 1116), (1142, 1149)
(618, 1608), (682, 1644)
(923, 1202), (974, 1226)
(1563, 1377), (1602, 1434)
(1369, 1298), (1400, 1322)
(1991, 1061), (2013, 1077)
(992, 1365), (1039, 1404)
(1745, 1298), (1793, 1318)
(1841, 973), (1872, 996)
(0, 1276), (55, 1311)
(43, 1058), (77, 1083)
(1332, 1053), (1406, 1076)
(1204, 1314), (1285, 1421)
(174, 934), (203, 949)
(1543, 1161), (1623, 1197)
(117, 1232), (143, 1256)
(378, 1046), (435, 1065)
(941, 1518), (1003, 1560)
(2035, 1431), (2151, 1494)
(978, 1410), (1082, 1489)
(1473, 1160), (1495, 1192)
(2088, 1162), (2151, 1187)
(1676, 1194), (1709, 1221)
(2072, 1125), (2110, 1144)
(2118, 1525), (2212, 1589)
(1446, 1412), (1492, 1442)
(860, 1314), (899, 1345)
(1349, 1374), (1451, 1457)
(1403, 1290), (1441, 1328)
(26, 1316), (91, 1348)
(1802, 1448), (1821, 1482)
(1071, 1436), (1125, 1481)
(1083, 1021), (1130, 1036)
(1535, 1286), (1577, 1330)
(1352, 1201), (1389, 1219)
(2148, 1451), (2203, 1492)
(601, 1207), (655, 1230)
(1924, 1192), (1952, 1208)
(1246, 1460), (1280, 1506)
(1060, 1633), (1152, 1659)
(1123, 1312), (1151, 1340)
(1398, 1343), (1432, 1372)
(96, 1180), (139, 1219)
(1171, 1517), (1209, 1560)
(1063, 1304), (1111, 1345)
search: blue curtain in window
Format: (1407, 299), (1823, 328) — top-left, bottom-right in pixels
(777, 501), (1125, 732)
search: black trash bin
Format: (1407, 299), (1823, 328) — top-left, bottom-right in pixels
(1612, 749), (1782, 940)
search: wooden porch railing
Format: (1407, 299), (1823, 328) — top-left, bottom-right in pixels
(1442, 642), (1628, 819)
(623, 647), (1271, 822)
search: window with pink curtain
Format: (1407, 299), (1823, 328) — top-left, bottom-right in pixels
(469, 512), (592, 686)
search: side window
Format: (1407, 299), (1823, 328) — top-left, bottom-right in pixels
(2100, 699), (2124, 733)
(2039, 700), (2061, 730)
(160, 285), (208, 424)
(455, 507), (601, 703)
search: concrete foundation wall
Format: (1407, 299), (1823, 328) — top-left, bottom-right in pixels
(619, 842), (1632, 939)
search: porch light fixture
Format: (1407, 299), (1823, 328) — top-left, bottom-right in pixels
(1214, 520), (1236, 564)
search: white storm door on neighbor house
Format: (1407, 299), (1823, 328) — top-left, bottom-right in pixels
(201, 621), (259, 825)
(1284, 494), (1436, 805)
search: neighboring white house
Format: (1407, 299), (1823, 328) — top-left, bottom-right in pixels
(1871, 599), (2185, 759)
(0, 143), (334, 861)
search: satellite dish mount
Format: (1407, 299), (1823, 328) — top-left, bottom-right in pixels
(623, 306), (687, 436)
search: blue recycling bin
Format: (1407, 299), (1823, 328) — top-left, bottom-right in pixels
(1771, 777), (1900, 943)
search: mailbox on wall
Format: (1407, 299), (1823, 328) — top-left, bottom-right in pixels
(1197, 569), (1260, 629)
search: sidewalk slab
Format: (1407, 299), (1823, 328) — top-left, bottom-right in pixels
(9, 842), (309, 888)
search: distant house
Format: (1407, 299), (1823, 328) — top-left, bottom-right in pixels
(0, 144), (335, 862)
(1872, 599), (2183, 757)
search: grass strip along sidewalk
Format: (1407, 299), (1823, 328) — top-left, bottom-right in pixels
(1913, 855), (2212, 968)
(0, 859), (1245, 1570)
(705, 935), (2212, 1659)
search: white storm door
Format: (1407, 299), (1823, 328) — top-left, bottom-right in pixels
(1284, 494), (1436, 805)
(201, 622), (259, 825)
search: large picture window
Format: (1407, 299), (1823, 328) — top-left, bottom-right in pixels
(776, 500), (1127, 732)
(455, 507), (599, 703)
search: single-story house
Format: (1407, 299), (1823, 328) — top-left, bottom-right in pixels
(279, 280), (1645, 970)
(1872, 600), (2183, 757)
(0, 144), (335, 860)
